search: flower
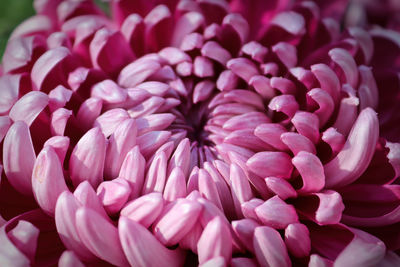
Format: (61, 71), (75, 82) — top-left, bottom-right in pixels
(0, 0), (400, 266)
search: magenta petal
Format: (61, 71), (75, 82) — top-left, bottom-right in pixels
(75, 207), (129, 266)
(120, 192), (164, 228)
(58, 251), (85, 267)
(118, 217), (185, 267)
(32, 146), (68, 215)
(69, 127), (106, 188)
(3, 121), (36, 196)
(325, 108), (379, 188)
(154, 199), (202, 246)
(253, 226), (291, 267)
(197, 217), (232, 264)
(255, 196), (298, 229)
(284, 223), (311, 258)
(104, 119), (137, 179)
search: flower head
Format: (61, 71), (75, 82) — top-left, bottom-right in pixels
(1, 0), (400, 266)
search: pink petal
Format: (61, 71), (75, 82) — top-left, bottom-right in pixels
(0, 75), (20, 115)
(154, 199), (202, 246)
(247, 151), (293, 179)
(97, 178), (131, 215)
(268, 95), (299, 122)
(104, 119), (137, 179)
(89, 28), (134, 76)
(7, 220), (39, 262)
(55, 191), (97, 261)
(0, 116), (11, 143)
(292, 151), (325, 194)
(93, 108), (130, 137)
(136, 113), (176, 135)
(199, 169), (223, 211)
(76, 98), (103, 130)
(137, 131), (171, 158)
(69, 127), (106, 188)
(58, 251), (85, 267)
(254, 123), (288, 151)
(291, 111), (320, 144)
(253, 226), (291, 267)
(32, 146), (68, 215)
(307, 88), (334, 127)
(31, 47), (70, 91)
(9, 91), (48, 127)
(249, 75), (275, 99)
(265, 177), (297, 200)
(48, 85), (72, 112)
(197, 217), (232, 264)
(284, 223), (311, 258)
(329, 48), (358, 88)
(199, 256), (226, 267)
(270, 77), (296, 95)
(321, 127), (345, 155)
(50, 108), (72, 136)
(227, 57), (259, 83)
(272, 42), (297, 68)
(310, 63), (340, 105)
(241, 41), (268, 63)
(118, 217), (185, 267)
(159, 46), (191, 65)
(201, 41), (231, 65)
(255, 196), (298, 229)
(325, 108), (379, 188)
(232, 219), (260, 253)
(193, 80), (215, 103)
(142, 151), (167, 194)
(75, 207), (129, 266)
(73, 181), (110, 222)
(270, 11), (305, 36)
(118, 58), (161, 88)
(358, 65), (378, 110)
(120, 192), (164, 228)
(180, 32), (204, 51)
(280, 132), (316, 155)
(91, 79), (128, 104)
(3, 121), (36, 195)
(231, 257), (258, 267)
(171, 11), (205, 47)
(332, 84), (359, 136)
(230, 163), (253, 217)
(163, 167), (187, 201)
(119, 146), (146, 199)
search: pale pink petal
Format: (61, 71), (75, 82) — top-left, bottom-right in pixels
(171, 12), (205, 47)
(0, 116), (11, 143)
(227, 57), (259, 83)
(253, 226), (291, 267)
(231, 257), (258, 267)
(93, 108), (130, 137)
(325, 108), (379, 188)
(241, 41), (268, 63)
(197, 217), (232, 264)
(69, 127), (106, 188)
(291, 111), (320, 144)
(32, 146), (68, 215)
(50, 108), (72, 136)
(201, 41), (231, 65)
(329, 48), (358, 88)
(332, 84), (359, 136)
(119, 146), (146, 199)
(321, 127), (345, 155)
(120, 192), (164, 228)
(272, 42), (297, 68)
(7, 220), (39, 262)
(118, 217), (185, 267)
(255, 196), (298, 229)
(247, 151), (293, 179)
(265, 177), (297, 200)
(216, 70), (239, 91)
(75, 207), (129, 266)
(137, 113), (176, 135)
(230, 163), (254, 217)
(76, 98), (103, 130)
(9, 91), (48, 127)
(307, 88), (334, 127)
(310, 63), (341, 105)
(97, 178), (131, 216)
(199, 256), (226, 267)
(249, 75), (275, 99)
(0, 75), (21, 114)
(241, 198), (263, 221)
(58, 251), (85, 267)
(3, 121), (36, 195)
(232, 219), (260, 253)
(199, 169), (223, 211)
(118, 58), (161, 88)
(104, 119), (137, 179)
(91, 79), (128, 104)
(137, 131), (171, 158)
(142, 151), (167, 194)
(163, 167), (187, 201)
(254, 123), (288, 150)
(280, 132), (316, 155)
(270, 77), (296, 95)
(292, 151), (325, 194)
(284, 223), (311, 258)
(48, 85), (72, 112)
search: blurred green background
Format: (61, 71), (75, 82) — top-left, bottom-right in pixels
(0, 0), (109, 61)
(0, 0), (35, 60)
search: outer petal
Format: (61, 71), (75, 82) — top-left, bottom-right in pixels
(69, 127), (107, 188)
(75, 207), (129, 266)
(119, 217), (185, 267)
(32, 146), (68, 215)
(3, 121), (36, 196)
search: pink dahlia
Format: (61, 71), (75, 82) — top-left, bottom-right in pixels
(1, 0), (400, 266)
